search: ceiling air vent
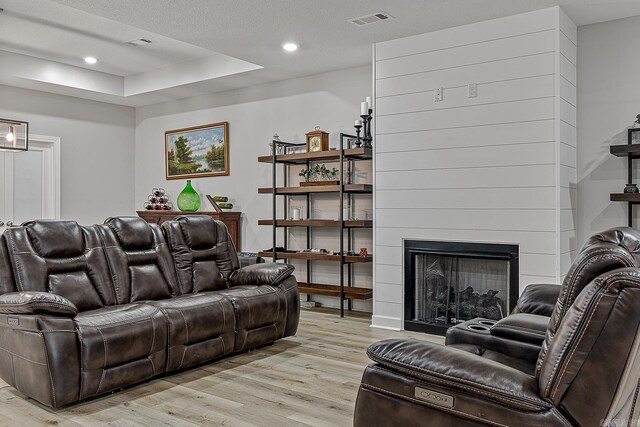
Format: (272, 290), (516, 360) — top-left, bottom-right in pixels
(348, 12), (393, 27)
(126, 38), (152, 47)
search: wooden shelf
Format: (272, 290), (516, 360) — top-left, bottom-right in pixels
(258, 184), (372, 194)
(610, 144), (640, 158)
(258, 250), (373, 263)
(258, 147), (372, 164)
(297, 282), (373, 300)
(611, 193), (640, 202)
(258, 219), (372, 228)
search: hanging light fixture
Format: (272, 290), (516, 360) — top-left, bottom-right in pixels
(0, 119), (28, 152)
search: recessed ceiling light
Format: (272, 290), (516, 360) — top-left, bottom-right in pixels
(282, 42), (298, 52)
(83, 56), (98, 64)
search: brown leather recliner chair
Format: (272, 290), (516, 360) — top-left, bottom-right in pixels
(355, 266), (640, 426)
(444, 227), (640, 373)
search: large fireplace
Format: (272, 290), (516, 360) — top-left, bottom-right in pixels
(404, 240), (519, 335)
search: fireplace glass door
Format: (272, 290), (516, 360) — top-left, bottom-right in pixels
(404, 241), (518, 335)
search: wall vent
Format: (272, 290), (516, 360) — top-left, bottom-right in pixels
(348, 12), (393, 27)
(126, 38), (152, 47)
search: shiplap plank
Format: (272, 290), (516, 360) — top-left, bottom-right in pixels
(561, 208), (577, 232)
(376, 30), (555, 79)
(375, 264), (402, 285)
(560, 75), (577, 106)
(376, 120), (554, 153)
(374, 282), (403, 304)
(376, 164), (556, 190)
(375, 228), (555, 254)
(377, 98), (555, 135)
(376, 141), (555, 171)
(376, 53), (555, 98)
(559, 32), (577, 66)
(520, 275), (559, 293)
(560, 189), (577, 210)
(560, 164), (577, 188)
(377, 75), (555, 116)
(375, 187), (555, 210)
(561, 229), (578, 254)
(373, 301), (402, 319)
(560, 121), (577, 147)
(375, 7), (557, 60)
(559, 8), (578, 46)
(560, 143), (577, 168)
(560, 99), (577, 127)
(560, 54), (577, 86)
(376, 208), (556, 233)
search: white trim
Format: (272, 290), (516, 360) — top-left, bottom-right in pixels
(29, 134), (61, 219)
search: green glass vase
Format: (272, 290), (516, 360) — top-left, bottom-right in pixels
(177, 180), (201, 211)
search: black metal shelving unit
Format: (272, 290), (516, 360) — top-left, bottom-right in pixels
(610, 128), (640, 227)
(258, 134), (373, 317)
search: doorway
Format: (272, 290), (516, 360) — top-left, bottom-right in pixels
(0, 134), (60, 232)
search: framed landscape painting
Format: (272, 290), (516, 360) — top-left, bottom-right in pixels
(165, 121), (229, 179)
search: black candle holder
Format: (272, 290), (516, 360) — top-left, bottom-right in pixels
(354, 124), (362, 147)
(360, 109), (373, 149)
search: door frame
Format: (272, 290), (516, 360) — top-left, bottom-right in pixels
(4, 134), (61, 222)
(31, 134), (61, 220)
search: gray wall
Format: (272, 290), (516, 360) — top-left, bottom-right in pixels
(577, 15), (640, 245)
(0, 84), (136, 225)
(136, 65), (373, 311)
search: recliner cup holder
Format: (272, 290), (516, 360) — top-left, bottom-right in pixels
(478, 320), (496, 327)
(467, 324), (490, 332)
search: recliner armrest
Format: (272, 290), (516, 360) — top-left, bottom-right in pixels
(0, 291), (78, 317)
(512, 283), (560, 316)
(367, 338), (551, 411)
(490, 313), (549, 345)
(228, 263), (295, 287)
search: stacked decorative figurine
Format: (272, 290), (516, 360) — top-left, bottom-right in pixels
(143, 188), (172, 210)
(353, 96), (373, 149)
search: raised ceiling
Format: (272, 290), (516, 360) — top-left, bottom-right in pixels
(1, 0), (640, 106)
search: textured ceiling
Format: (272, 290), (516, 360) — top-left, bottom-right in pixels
(2, 0), (640, 106)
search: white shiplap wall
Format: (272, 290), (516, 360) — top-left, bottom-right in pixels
(557, 9), (578, 276)
(372, 7), (577, 330)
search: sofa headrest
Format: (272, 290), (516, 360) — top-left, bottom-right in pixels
(174, 215), (218, 250)
(104, 216), (154, 251)
(23, 220), (85, 258)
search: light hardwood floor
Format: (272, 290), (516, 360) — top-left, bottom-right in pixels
(0, 308), (443, 427)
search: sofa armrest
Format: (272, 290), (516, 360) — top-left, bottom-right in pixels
(367, 338), (551, 411)
(512, 283), (560, 316)
(228, 263), (295, 287)
(490, 313), (549, 345)
(0, 291), (78, 317)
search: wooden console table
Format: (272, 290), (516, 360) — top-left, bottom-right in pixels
(136, 211), (241, 250)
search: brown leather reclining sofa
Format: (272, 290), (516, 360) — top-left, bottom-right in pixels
(0, 215), (299, 408)
(355, 227), (640, 426)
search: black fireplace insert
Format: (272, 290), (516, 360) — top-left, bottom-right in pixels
(404, 240), (519, 336)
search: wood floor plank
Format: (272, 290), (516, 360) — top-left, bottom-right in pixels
(0, 308), (443, 427)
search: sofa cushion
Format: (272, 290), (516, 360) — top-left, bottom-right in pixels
(162, 216), (240, 294)
(218, 285), (286, 351)
(74, 303), (167, 399)
(4, 221), (117, 309)
(25, 220), (85, 258)
(98, 217), (178, 304)
(148, 293), (235, 371)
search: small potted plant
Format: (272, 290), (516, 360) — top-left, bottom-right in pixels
(299, 164), (339, 186)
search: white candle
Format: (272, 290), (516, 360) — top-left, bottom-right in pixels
(355, 119), (362, 126)
(366, 96), (371, 106)
(361, 101), (368, 115)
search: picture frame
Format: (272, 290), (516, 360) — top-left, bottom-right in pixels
(165, 121), (229, 179)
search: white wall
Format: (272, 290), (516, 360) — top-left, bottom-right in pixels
(136, 65), (373, 310)
(372, 7), (576, 330)
(577, 15), (640, 245)
(0, 85), (136, 225)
